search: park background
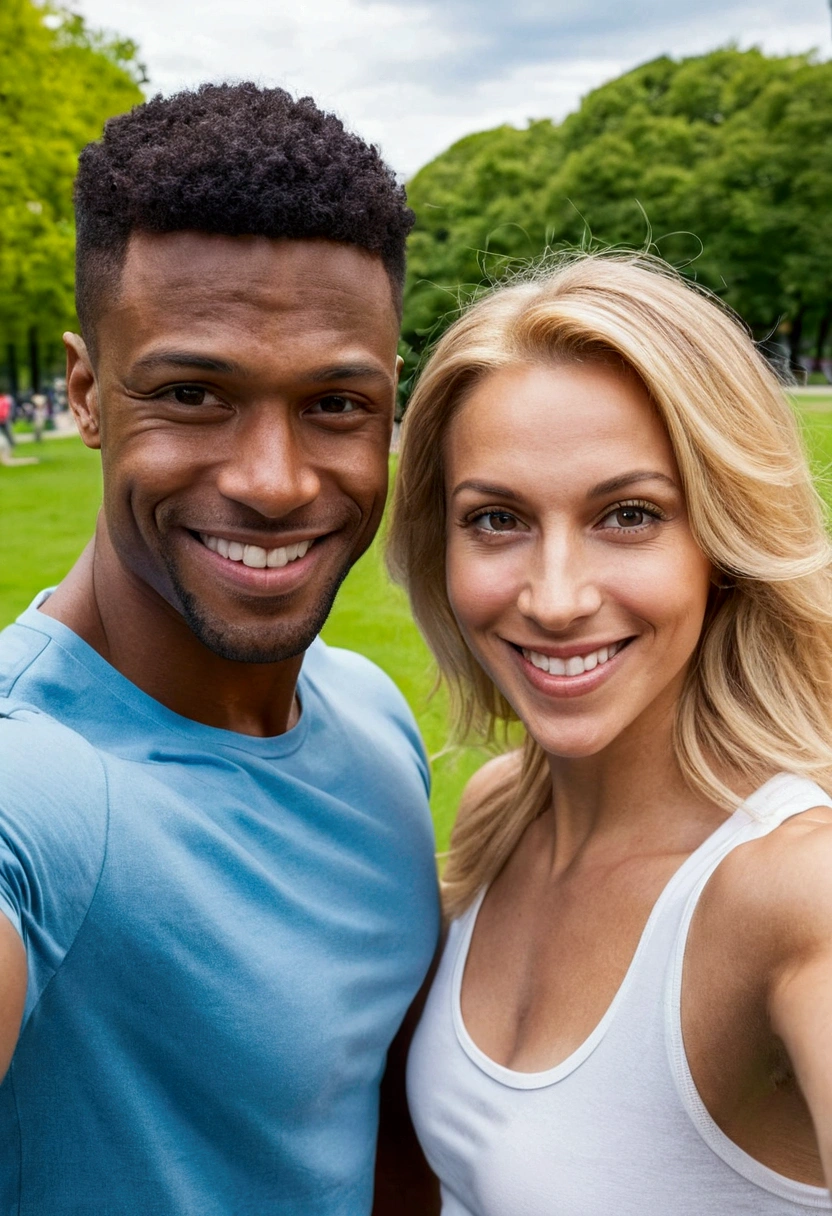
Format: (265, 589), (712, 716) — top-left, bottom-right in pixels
(1, 0), (832, 847)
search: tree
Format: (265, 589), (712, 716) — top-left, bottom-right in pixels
(0, 1), (144, 391)
(402, 47), (832, 388)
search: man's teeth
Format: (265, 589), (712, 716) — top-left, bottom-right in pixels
(199, 534), (312, 568)
(521, 641), (625, 676)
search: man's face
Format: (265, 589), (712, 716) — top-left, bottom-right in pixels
(74, 233), (400, 662)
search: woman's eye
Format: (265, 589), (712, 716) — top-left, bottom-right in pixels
(600, 504), (659, 530)
(312, 396), (356, 415)
(172, 386), (207, 406)
(475, 511), (519, 533)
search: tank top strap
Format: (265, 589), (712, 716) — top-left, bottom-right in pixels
(742, 771), (832, 825)
(668, 771), (832, 973)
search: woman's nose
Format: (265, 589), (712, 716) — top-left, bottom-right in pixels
(516, 536), (603, 631)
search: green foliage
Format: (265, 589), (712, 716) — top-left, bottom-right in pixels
(0, 1), (144, 367)
(402, 48), (832, 377)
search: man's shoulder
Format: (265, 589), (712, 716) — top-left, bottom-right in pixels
(0, 699), (109, 832)
(303, 639), (430, 793)
(305, 639), (416, 724)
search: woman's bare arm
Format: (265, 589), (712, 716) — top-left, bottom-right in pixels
(767, 816), (832, 1187)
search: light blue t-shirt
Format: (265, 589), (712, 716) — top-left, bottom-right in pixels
(0, 594), (440, 1215)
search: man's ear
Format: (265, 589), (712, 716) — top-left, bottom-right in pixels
(63, 332), (101, 450)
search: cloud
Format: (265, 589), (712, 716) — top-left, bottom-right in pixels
(76, 0), (832, 175)
(354, 0), (829, 85)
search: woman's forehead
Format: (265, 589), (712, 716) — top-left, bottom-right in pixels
(444, 362), (677, 493)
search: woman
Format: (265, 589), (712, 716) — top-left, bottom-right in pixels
(388, 255), (832, 1213)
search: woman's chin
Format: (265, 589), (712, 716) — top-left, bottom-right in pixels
(526, 723), (617, 763)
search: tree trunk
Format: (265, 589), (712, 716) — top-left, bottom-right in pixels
(811, 302), (832, 373)
(28, 326), (40, 393)
(6, 343), (19, 396)
(788, 304), (807, 375)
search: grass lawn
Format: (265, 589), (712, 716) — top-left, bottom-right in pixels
(2, 397), (832, 851)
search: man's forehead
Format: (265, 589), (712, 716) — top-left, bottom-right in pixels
(117, 231), (397, 322)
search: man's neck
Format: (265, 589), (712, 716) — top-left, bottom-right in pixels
(40, 528), (303, 737)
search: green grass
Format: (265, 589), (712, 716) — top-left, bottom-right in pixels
(0, 438), (102, 610)
(4, 400), (832, 851)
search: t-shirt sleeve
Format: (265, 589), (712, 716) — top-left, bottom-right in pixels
(0, 705), (108, 1021)
(313, 642), (431, 797)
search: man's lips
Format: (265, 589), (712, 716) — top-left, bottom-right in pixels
(198, 530), (314, 569)
(182, 527), (328, 593)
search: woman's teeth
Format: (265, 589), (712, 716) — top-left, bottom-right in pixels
(199, 534), (312, 569)
(521, 640), (625, 676)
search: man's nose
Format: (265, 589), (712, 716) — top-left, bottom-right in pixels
(215, 408), (321, 519)
(516, 533), (603, 631)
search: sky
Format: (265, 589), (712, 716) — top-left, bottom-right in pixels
(76, 0), (832, 178)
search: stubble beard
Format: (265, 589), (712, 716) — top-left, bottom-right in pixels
(160, 549), (353, 664)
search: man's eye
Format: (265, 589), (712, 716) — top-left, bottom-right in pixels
(313, 396), (356, 415)
(173, 386), (207, 406)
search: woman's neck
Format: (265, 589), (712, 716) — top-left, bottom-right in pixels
(542, 704), (726, 877)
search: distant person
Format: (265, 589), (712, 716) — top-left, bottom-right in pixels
(0, 393), (13, 449)
(0, 84), (439, 1215)
(391, 255), (832, 1212)
(30, 392), (48, 441)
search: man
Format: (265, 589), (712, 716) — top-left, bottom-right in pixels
(0, 84), (440, 1213)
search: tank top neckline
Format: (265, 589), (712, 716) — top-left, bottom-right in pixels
(450, 774), (789, 1091)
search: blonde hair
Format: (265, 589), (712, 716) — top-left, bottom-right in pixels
(387, 253), (832, 918)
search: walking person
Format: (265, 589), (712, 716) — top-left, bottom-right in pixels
(391, 254), (832, 1212)
(0, 83), (440, 1215)
(0, 392), (14, 449)
(30, 392), (48, 441)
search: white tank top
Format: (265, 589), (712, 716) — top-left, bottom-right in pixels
(408, 773), (832, 1214)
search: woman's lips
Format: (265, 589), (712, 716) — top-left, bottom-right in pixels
(510, 637), (634, 698)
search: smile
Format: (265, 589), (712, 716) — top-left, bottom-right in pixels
(520, 640), (628, 677)
(198, 533), (312, 569)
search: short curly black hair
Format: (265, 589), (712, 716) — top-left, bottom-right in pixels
(74, 82), (414, 345)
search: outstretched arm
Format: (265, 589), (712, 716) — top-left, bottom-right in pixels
(0, 913), (26, 1080)
(768, 817), (832, 1189)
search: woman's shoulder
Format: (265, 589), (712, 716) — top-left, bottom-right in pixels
(699, 798), (832, 972)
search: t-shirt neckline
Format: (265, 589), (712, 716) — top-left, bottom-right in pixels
(16, 590), (311, 759)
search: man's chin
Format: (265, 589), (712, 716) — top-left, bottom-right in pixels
(170, 569), (348, 665)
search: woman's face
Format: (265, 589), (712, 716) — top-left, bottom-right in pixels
(444, 360), (713, 760)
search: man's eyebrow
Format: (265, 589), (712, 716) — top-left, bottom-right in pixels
(130, 354), (390, 384)
(297, 363), (391, 385)
(588, 471), (678, 498)
(131, 351), (240, 375)
(451, 480), (522, 501)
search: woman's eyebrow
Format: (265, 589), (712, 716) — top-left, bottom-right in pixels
(451, 480), (522, 501)
(588, 471), (678, 499)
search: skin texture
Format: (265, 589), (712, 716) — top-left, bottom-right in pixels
(46, 233), (400, 735)
(2, 231), (437, 1212)
(446, 360), (832, 1190)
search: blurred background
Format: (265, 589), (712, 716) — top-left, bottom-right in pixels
(1, 0), (831, 838)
